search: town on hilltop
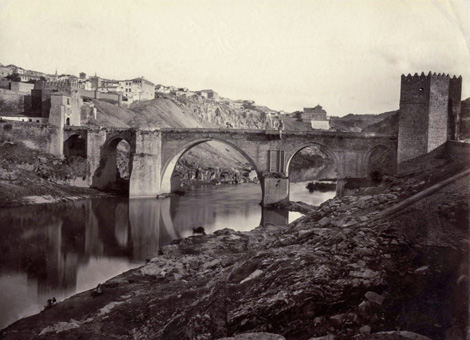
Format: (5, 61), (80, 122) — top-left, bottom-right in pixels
(0, 63), (333, 131)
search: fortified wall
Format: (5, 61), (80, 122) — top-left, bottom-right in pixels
(0, 121), (56, 153)
(398, 72), (462, 163)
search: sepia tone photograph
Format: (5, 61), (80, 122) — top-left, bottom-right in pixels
(0, 0), (469, 339)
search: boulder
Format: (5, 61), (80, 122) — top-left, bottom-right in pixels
(359, 325), (371, 334)
(364, 291), (385, 305)
(318, 217), (331, 227)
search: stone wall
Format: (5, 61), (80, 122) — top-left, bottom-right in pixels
(0, 89), (25, 114)
(10, 82), (34, 94)
(0, 121), (51, 151)
(79, 89), (121, 104)
(446, 141), (470, 164)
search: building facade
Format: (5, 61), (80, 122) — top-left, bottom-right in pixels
(131, 77), (155, 101)
(197, 89), (219, 100)
(87, 75), (154, 103)
(295, 105), (330, 130)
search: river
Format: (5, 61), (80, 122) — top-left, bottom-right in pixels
(0, 181), (335, 330)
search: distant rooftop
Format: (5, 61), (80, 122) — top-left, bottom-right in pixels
(304, 104), (325, 112)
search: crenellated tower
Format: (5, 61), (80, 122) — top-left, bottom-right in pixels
(398, 72), (462, 163)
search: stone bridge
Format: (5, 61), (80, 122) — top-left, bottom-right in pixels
(60, 127), (397, 205)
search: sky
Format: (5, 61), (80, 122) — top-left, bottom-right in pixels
(0, 0), (469, 116)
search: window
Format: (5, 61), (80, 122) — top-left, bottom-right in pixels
(66, 118), (70, 126)
(67, 98), (70, 105)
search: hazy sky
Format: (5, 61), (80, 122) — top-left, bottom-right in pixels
(1, 0), (469, 115)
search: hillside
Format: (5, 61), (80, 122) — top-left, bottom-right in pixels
(330, 111), (398, 132)
(87, 92), (276, 131)
(362, 111), (399, 134)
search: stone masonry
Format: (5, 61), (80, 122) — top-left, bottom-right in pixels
(398, 72), (462, 163)
(59, 127), (397, 205)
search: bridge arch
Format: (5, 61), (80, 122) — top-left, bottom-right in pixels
(285, 142), (339, 178)
(364, 144), (396, 182)
(92, 135), (134, 192)
(64, 133), (87, 158)
(160, 137), (261, 194)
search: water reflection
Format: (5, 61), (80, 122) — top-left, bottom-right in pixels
(0, 182), (333, 329)
(0, 184), (263, 328)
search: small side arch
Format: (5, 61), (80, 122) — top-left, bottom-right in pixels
(102, 135), (134, 153)
(364, 144), (396, 182)
(160, 138), (261, 194)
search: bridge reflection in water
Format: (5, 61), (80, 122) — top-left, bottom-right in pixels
(0, 183), (281, 328)
(0, 182), (335, 329)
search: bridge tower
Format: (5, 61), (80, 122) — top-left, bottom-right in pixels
(397, 72), (462, 164)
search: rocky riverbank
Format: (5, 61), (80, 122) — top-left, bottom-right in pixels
(174, 159), (258, 187)
(2, 160), (468, 340)
(0, 140), (114, 207)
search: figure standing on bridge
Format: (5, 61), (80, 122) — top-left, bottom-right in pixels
(278, 118), (284, 139)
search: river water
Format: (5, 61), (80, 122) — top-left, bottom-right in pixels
(0, 181), (335, 329)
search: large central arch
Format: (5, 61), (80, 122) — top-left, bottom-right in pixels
(160, 137), (262, 194)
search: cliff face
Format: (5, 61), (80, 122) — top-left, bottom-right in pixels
(91, 94), (276, 130)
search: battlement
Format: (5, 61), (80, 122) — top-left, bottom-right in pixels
(33, 79), (80, 95)
(45, 79), (80, 92)
(401, 72), (461, 82)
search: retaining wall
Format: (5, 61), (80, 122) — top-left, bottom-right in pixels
(447, 141), (470, 164)
(0, 90), (25, 114)
(0, 121), (52, 152)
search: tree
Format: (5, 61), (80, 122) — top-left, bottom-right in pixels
(6, 73), (21, 82)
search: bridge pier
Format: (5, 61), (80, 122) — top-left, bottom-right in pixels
(336, 179), (347, 197)
(261, 175), (289, 206)
(129, 131), (161, 198)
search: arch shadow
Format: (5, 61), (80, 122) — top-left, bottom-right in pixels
(92, 136), (134, 192)
(64, 134), (87, 158)
(364, 144), (397, 181)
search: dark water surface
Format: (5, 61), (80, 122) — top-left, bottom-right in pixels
(0, 182), (334, 329)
